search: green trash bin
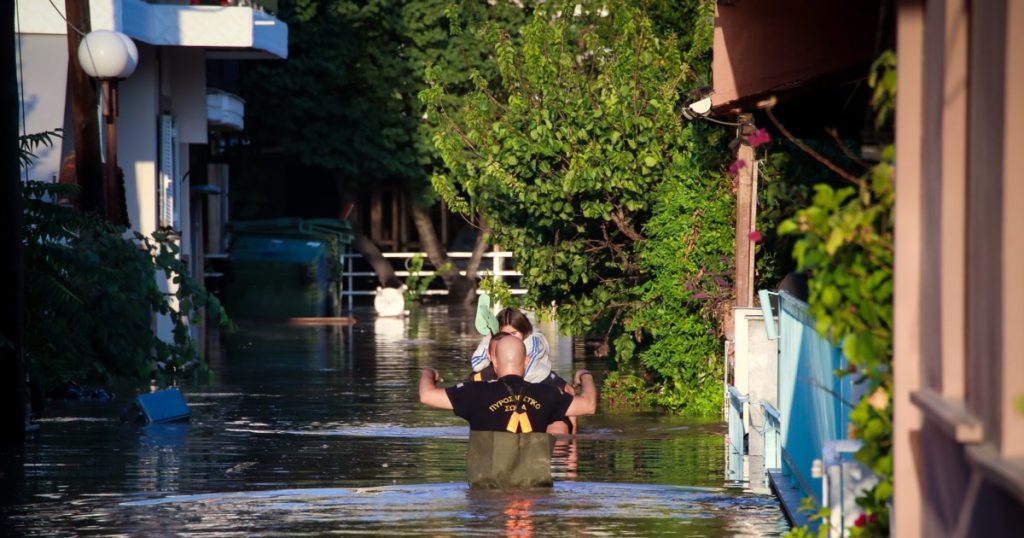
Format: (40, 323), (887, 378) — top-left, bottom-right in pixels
(224, 218), (352, 319)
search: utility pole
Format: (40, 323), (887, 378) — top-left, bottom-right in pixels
(64, 0), (104, 214)
(1, 0), (27, 444)
(734, 114), (758, 308)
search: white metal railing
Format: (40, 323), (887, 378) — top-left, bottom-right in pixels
(727, 385), (748, 481)
(762, 400), (782, 472)
(341, 251), (526, 311)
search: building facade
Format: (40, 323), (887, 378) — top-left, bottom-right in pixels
(893, 0), (1024, 534)
(714, 0), (1024, 534)
(16, 0), (287, 341)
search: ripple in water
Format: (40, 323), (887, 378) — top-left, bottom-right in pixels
(108, 482), (785, 536)
(2, 308), (787, 536)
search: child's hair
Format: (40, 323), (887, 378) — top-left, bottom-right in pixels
(495, 308), (533, 338)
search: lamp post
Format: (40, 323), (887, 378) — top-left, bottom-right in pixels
(77, 30), (138, 226)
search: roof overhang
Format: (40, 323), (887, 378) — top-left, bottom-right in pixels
(711, 0), (879, 113)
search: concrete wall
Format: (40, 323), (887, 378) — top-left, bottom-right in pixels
(732, 307), (778, 412)
(732, 307), (778, 493)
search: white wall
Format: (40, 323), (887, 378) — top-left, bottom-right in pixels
(16, 34), (69, 183)
(15, 0), (68, 35)
(169, 47), (207, 297)
(165, 48), (207, 145)
(118, 43), (160, 235)
(119, 43), (211, 343)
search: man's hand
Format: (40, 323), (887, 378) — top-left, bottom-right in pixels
(424, 367), (443, 384)
(567, 369), (597, 417)
(419, 367), (453, 410)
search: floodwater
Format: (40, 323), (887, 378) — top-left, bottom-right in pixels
(1, 307), (787, 536)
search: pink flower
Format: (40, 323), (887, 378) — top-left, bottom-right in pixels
(854, 513), (867, 527)
(727, 159), (747, 177)
(748, 128), (771, 148)
(748, 230), (763, 243)
(868, 513), (878, 524)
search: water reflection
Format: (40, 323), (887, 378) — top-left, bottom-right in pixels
(106, 482), (781, 536)
(1, 306), (787, 536)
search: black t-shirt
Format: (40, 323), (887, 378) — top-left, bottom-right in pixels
(446, 375), (574, 433)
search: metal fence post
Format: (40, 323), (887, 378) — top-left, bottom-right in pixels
(346, 253), (354, 313)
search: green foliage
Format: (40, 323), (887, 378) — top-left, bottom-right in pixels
(628, 135), (732, 414)
(18, 129), (63, 170)
(426, 0), (727, 414)
(241, 0), (536, 199)
(478, 275), (512, 308)
(783, 498), (830, 538)
(22, 180), (228, 392)
(602, 371), (659, 411)
(644, 0), (714, 79)
(404, 254), (444, 304)
(779, 50), (896, 537)
(754, 140), (853, 290)
(243, 0), (421, 184)
(868, 50), (897, 131)
(779, 152), (894, 537)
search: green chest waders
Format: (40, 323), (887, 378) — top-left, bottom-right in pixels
(466, 381), (554, 488)
(467, 430), (554, 488)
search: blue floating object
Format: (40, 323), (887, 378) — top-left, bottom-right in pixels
(136, 388), (190, 424)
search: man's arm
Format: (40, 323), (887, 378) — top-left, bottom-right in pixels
(565, 369), (597, 416)
(419, 367), (453, 410)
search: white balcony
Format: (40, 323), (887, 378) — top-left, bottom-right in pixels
(207, 89), (245, 131)
(90, 0), (288, 58)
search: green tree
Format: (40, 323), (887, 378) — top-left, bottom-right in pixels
(7, 131), (229, 400)
(240, 0), (535, 302)
(426, 0), (730, 413)
(22, 179), (228, 395)
(779, 50), (897, 537)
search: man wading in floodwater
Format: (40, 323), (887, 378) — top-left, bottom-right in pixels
(419, 334), (597, 488)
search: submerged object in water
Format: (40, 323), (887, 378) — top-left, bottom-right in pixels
(136, 387), (190, 424)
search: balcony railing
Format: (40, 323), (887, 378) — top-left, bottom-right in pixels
(147, 1), (278, 14)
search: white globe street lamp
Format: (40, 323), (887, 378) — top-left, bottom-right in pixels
(77, 30), (138, 80)
(77, 30), (138, 225)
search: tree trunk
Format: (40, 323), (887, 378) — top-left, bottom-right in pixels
(335, 178), (398, 287)
(351, 223), (399, 287)
(65, 0), (103, 214)
(1, 0), (27, 444)
(465, 222), (490, 281)
(409, 204), (484, 305)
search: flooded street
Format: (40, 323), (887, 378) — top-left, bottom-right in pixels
(2, 307), (787, 536)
